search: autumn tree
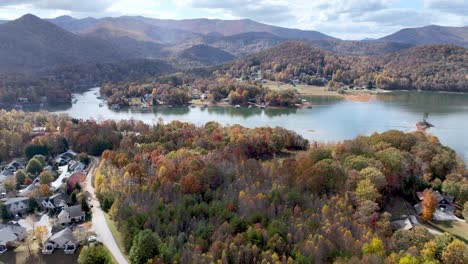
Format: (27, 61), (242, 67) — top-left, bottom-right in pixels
(35, 225), (49, 247)
(39, 171), (54, 185)
(355, 179), (381, 203)
(441, 239), (468, 264)
(40, 184), (51, 196)
(421, 189), (437, 221)
(15, 169), (27, 185)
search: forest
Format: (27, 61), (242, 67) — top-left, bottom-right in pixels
(87, 118), (467, 263)
(101, 74), (300, 107)
(0, 110), (467, 263)
(220, 42), (468, 92)
(0, 59), (174, 105)
(1, 42), (466, 108)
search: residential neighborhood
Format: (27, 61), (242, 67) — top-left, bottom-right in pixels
(0, 149), (94, 259)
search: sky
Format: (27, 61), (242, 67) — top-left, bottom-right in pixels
(0, 0), (467, 39)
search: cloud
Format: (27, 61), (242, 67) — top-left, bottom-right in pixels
(175, 0), (294, 23)
(0, 0), (466, 39)
(424, 0), (468, 16)
(0, 0), (113, 12)
(358, 9), (433, 27)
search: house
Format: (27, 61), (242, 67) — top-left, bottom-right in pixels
(32, 127), (47, 135)
(414, 190), (456, 215)
(57, 205), (85, 225)
(55, 150), (77, 166)
(18, 181), (39, 197)
(39, 192), (69, 211)
(2, 197), (29, 215)
(390, 218), (413, 231)
(42, 228), (77, 254)
(0, 224), (26, 253)
(68, 161), (86, 172)
(0, 170), (12, 184)
(4, 160), (24, 174)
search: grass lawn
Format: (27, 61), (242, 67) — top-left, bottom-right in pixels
(429, 220), (468, 242)
(104, 213), (129, 262)
(129, 97), (143, 106)
(263, 81), (337, 96)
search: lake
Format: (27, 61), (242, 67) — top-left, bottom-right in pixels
(46, 87), (468, 161)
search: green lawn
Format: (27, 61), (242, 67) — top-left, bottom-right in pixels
(104, 213), (129, 262)
(129, 97), (143, 106)
(429, 220), (468, 242)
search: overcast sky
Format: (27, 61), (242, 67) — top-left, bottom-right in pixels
(0, 0), (467, 39)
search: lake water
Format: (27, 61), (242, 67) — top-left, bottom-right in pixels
(47, 87), (468, 161)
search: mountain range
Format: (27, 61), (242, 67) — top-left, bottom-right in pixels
(0, 14), (467, 74)
(376, 25), (468, 47)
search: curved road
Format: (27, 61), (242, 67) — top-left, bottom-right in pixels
(86, 158), (129, 264)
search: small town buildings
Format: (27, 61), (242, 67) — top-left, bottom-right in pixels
(57, 205), (85, 225)
(0, 224), (27, 253)
(42, 228), (77, 254)
(2, 197), (29, 215)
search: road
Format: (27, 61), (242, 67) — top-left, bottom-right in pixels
(85, 158), (129, 264)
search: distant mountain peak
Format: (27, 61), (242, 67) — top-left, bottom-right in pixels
(53, 15), (75, 21)
(16, 13), (42, 22)
(377, 25), (468, 47)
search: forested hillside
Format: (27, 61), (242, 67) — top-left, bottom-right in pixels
(90, 120), (468, 263)
(221, 42), (468, 92)
(0, 110), (466, 263)
(377, 25), (468, 47)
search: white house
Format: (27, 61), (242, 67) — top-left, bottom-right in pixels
(42, 228), (77, 254)
(0, 224), (27, 253)
(57, 205), (85, 225)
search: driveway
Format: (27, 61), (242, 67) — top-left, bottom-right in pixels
(85, 158), (128, 264)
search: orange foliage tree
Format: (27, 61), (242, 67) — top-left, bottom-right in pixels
(421, 189), (437, 221)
